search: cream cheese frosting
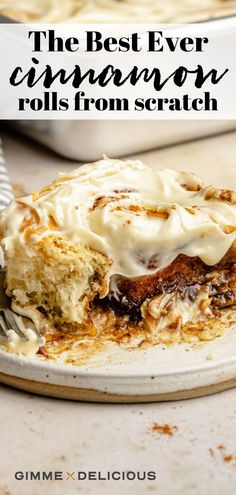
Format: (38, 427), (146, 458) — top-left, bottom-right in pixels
(0, 306), (45, 356)
(0, 0), (236, 23)
(3, 326), (45, 356)
(1, 159), (236, 285)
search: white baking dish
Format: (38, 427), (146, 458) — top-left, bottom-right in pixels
(10, 119), (235, 161)
(1, 13), (236, 161)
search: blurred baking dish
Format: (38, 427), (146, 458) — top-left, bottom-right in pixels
(1, 1), (236, 160)
(1, 0), (236, 23)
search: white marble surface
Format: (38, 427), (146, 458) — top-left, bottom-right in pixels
(0, 127), (236, 495)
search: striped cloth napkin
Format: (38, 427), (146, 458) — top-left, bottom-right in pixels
(0, 140), (13, 209)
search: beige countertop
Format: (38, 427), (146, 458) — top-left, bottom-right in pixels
(0, 127), (236, 495)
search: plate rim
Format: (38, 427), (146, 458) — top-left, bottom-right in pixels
(1, 339), (236, 379)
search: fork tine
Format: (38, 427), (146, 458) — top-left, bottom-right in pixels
(1, 309), (26, 339)
(0, 320), (7, 339)
(14, 313), (41, 339)
(0, 313), (7, 332)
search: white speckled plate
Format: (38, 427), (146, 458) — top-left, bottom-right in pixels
(0, 326), (236, 402)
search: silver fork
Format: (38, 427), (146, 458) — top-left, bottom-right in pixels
(0, 268), (44, 346)
(0, 145), (45, 350)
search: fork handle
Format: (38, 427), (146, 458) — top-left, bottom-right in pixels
(0, 140), (13, 209)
